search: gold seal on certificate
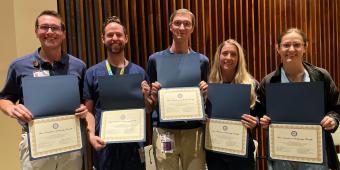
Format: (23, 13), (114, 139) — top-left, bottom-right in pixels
(100, 108), (145, 143)
(28, 115), (82, 159)
(205, 118), (248, 156)
(269, 124), (323, 163)
(158, 87), (204, 121)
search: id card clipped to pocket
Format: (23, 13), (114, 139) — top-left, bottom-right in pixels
(160, 132), (175, 153)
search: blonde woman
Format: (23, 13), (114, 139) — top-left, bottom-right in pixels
(206, 39), (259, 170)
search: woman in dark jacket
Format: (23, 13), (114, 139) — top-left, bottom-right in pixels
(258, 28), (340, 170)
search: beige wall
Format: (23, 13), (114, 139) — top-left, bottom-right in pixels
(0, 1), (56, 169)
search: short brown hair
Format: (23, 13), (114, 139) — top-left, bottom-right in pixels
(169, 8), (196, 27)
(102, 16), (127, 35)
(35, 10), (65, 31)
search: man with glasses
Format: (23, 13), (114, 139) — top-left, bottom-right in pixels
(0, 10), (87, 170)
(147, 8), (209, 170)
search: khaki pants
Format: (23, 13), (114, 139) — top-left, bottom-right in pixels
(153, 127), (205, 170)
(19, 133), (82, 170)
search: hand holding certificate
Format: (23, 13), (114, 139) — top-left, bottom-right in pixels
(98, 74), (146, 143)
(266, 82), (325, 164)
(22, 75), (82, 159)
(205, 84), (251, 156)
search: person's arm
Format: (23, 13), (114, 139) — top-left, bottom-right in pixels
(0, 99), (32, 122)
(319, 68), (340, 132)
(241, 114), (258, 129)
(84, 99), (106, 151)
(75, 104), (88, 119)
(141, 80), (154, 114)
(256, 78), (271, 128)
(199, 81), (208, 100)
(150, 81), (161, 104)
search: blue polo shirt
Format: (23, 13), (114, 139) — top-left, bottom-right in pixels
(0, 48), (86, 112)
(83, 60), (148, 135)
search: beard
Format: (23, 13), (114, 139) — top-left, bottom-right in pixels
(106, 43), (125, 54)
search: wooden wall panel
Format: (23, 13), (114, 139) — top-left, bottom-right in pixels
(58, 0), (340, 169)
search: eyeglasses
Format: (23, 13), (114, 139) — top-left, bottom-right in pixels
(37, 24), (63, 33)
(172, 20), (192, 28)
(280, 43), (305, 50)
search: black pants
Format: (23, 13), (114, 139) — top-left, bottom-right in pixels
(93, 143), (145, 170)
(206, 152), (255, 170)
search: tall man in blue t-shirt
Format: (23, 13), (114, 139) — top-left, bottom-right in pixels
(83, 16), (150, 170)
(0, 10), (88, 170)
(147, 8), (209, 170)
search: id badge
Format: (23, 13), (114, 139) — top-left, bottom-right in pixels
(33, 70), (50, 77)
(160, 132), (174, 153)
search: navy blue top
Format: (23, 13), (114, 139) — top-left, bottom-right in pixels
(0, 48), (86, 105)
(83, 60), (148, 135)
(0, 48), (86, 128)
(147, 48), (209, 129)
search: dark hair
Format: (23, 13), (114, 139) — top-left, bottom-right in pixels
(35, 10), (65, 31)
(102, 16), (127, 35)
(169, 8), (196, 27)
(277, 28), (308, 45)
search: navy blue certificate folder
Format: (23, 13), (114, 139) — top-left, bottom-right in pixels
(156, 53), (200, 87)
(266, 81), (324, 124)
(98, 74), (144, 110)
(22, 75), (80, 118)
(206, 84), (251, 120)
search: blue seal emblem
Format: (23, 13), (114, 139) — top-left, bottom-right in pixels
(52, 123), (59, 129)
(291, 130), (297, 137)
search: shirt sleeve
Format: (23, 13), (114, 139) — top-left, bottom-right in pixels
(83, 69), (94, 101)
(0, 63), (20, 103)
(147, 55), (157, 83)
(200, 55), (209, 82)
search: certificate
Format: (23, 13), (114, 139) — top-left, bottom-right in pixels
(158, 87), (204, 122)
(205, 118), (248, 156)
(100, 108), (145, 143)
(269, 124), (323, 163)
(28, 115), (82, 159)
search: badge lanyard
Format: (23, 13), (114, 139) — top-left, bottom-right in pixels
(105, 60), (125, 76)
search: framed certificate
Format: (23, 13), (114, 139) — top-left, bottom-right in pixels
(158, 87), (204, 122)
(205, 118), (248, 156)
(28, 115), (82, 159)
(268, 124), (323, 164)
(100, 108), (145, 143)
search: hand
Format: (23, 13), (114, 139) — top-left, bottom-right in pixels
(260, 115), (271, 129)
(141, 80), (150, 97)
(320, 116), (338, 131)
(88, 134), (106, 151)
(241, 114), (258, 129)
(199, 81), (208, 99)
(6, 104), (32, 122)
(202, 114), (208, 124)
(150, 81), (161, 103)
(75, 104), (88, 119)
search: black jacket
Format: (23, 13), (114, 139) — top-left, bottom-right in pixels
(256, 62), (340, 170)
